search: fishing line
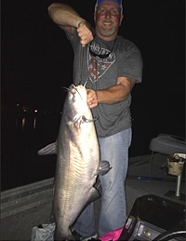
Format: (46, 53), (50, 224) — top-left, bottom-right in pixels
(78, 43), (84, 85)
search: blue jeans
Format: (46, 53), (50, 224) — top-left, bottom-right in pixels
(74, 128), (132, 237)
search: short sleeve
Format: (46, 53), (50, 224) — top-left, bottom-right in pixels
(117, 40), (143, 83)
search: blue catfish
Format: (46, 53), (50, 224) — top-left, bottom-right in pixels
(38, 85), (111, 240)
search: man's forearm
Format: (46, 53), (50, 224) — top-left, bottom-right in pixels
(96, 77), (134, 104)
(96, 84), (129, 104)
(48, 3), (84, 28)
(87, 77), (134, 108)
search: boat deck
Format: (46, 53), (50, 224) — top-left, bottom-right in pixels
(1, 154), (185, 240)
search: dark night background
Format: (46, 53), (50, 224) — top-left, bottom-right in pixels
(1, 0), (185, 190)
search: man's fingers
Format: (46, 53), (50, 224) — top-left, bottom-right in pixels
(77, 24), (93, 47)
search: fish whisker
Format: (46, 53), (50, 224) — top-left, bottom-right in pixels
(84, 81), (88, 87)
(71, 85), (83, 100)
(60, 86), (70, 93)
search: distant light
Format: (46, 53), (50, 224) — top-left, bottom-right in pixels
(33, 118), (37, 129)
(22, 118), (26, 129)
(17, 103), (20, 107)
(34, 109), (38, 113)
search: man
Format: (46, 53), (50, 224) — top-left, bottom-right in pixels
(48, 0), (143, 240)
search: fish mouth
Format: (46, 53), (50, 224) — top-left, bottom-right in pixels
(69, 85), (83, 100)
(66, 85), (88, 125)
(69, 84), (77, 93)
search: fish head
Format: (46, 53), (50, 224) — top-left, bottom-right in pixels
(65, 84), (90, 124)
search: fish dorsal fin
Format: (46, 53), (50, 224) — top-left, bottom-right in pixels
(98, 161), (112, 175)
(37, 142), (57, 155)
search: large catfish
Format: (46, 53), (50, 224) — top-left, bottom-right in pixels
(38, 84), (111, 240)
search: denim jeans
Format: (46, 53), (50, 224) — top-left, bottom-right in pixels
(74, 128), (132, 238)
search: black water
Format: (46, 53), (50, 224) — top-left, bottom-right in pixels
(1, 111), (61, 191)
(1, 102), (185, 191)
(1, 110), (145, 191)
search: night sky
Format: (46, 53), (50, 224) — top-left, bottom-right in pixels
(2, 0), (185, 152)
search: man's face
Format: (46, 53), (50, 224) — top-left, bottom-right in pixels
(94, 1), (123, 40)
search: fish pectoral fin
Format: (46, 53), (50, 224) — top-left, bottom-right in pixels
(37, 142), (57, 155)
(73, 116), (85, 129)
(82, 116), (99, 123)
(73, 116), (98, 128)
(98, 161), (112, 175)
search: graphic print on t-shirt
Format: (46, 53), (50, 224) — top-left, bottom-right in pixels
(88, 42), (115, 83)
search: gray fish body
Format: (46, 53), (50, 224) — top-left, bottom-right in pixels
(53, 85), (110, 240)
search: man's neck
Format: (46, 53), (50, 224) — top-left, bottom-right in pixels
(95, 31), (118, 42)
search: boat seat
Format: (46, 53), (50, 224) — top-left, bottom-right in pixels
(149, 134), (186, 172)
(149, 134), (186, 155)
(149, 134), (186, 199)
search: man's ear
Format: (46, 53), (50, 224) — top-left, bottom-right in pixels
(119, 14), (124, 26)
(94, 12), (97, 23)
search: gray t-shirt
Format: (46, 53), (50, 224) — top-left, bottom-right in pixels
(69, 31), (143, 138)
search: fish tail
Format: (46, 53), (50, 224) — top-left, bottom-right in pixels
(54, 229), (75, 241)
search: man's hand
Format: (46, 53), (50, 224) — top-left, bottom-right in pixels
(86, 77), (136, 108)
(87, 89), (98, 109)
(77, 21), (93, 47)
